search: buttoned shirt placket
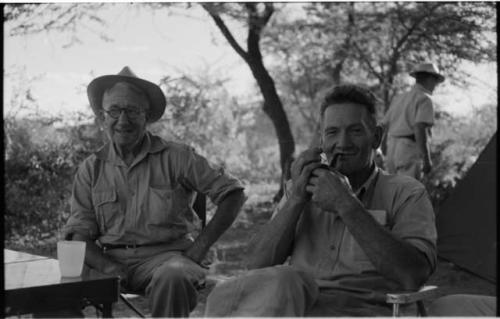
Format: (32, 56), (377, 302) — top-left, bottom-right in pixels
(328, 166), (380, 274)
(108, 136), (150, 246)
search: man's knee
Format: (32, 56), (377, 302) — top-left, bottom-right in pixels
(206, 266), (317, 317)
(209, 266), (317, 302)
(263, 266), (313, 289)
(150, 264), (189, 288)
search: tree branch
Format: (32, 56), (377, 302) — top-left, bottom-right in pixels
(393, 3), (444, 53)
(352, 42), (383, 82)
(202, 4), (249, 62)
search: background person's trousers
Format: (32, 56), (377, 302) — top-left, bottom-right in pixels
(106, 246), (198, 317)
(386, 136), (423, 180)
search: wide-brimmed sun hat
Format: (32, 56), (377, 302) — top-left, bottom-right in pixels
(409, 63), (445, 83)
(87, 66), (166, 123)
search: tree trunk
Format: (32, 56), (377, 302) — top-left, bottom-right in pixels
(202, 3), (295, 202)
(246, 56), (295, 202)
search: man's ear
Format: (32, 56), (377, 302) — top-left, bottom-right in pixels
(96, 110), (106, 126)
(372, 125), (384, 149)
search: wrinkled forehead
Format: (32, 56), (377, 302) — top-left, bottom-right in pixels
(322, 102), (372, 127)
(102, 82), (150, 110)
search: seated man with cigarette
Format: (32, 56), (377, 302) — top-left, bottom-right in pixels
(205, 84), (437, 316)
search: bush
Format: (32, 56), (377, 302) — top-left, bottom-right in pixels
(4, 117), (103, 248)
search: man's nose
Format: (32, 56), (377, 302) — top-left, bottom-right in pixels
(337, 131), (351, 148)
(117, 110), (130, 123)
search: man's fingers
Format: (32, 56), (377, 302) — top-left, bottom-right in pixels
(293, 148), (322, 172)
(302, 162), (323, 178)
(308, 176), (319, 186)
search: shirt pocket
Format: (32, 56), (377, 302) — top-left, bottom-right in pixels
(348, 210), (389, 271)
(92, 189), (123, 235)
(144, 185), (188, 227)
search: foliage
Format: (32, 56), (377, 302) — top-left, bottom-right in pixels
(202, 2), (296, 200)
(4, 115), (104, 248)
(424, 103), (497, 209)
(262, 2), (496, 147)
(150, 71), (280, 184)
(4, 3), (112, 48)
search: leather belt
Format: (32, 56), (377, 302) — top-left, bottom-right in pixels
(101, 243), (156, 251)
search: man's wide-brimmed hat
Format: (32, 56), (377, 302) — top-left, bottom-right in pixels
(87, 66), (166, 123)
(409, 63), (445, 83)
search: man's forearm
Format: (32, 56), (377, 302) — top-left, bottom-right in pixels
(72, 233), (126, 276)
(184, 189), (245, 264)
(340, 202), (432, 290)
(246, 196), (306, 269)
(414, 123), (430, 162)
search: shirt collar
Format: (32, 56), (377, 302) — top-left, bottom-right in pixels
(95, 131), (168, 165)
(415, 83), (433, 95)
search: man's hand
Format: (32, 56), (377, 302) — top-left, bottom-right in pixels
(290, 148), (323, 203)
(306, 167), (359, 214)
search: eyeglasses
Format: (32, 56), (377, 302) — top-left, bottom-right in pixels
(103, 108), (145, 120)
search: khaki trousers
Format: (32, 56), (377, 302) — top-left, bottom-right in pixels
(106, 245), (198, 317)
(205, 265), (402, 317)
(386, 136), (423, 180)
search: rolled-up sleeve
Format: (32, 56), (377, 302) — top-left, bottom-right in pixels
(415, 96), (434, 125)
(61, 157), (99, 240)
(391, 183), (437, 271)
(177, 146), (244, 205)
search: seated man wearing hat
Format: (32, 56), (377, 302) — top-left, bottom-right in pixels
(382, 63), (445, 180)
(61, 67), (245, 317)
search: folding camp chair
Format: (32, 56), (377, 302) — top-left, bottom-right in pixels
(386, 285), (439, 317)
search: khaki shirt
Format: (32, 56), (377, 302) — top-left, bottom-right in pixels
(277, 167), (436, 302)
(62, 132), (243, 246)
(382, 84), (435, 137)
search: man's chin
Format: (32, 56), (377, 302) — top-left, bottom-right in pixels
(331, 163), (353, 176)
(113, 137), (138, 148)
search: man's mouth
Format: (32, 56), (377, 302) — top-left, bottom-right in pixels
(330, 152), (356, 166)
(115, 127), (134, 134)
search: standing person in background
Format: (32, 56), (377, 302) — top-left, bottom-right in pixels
(60, 66), (245, 317)
(382, 63), (445, 180)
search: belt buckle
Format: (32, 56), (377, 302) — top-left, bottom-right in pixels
(125, 244), (137, 249)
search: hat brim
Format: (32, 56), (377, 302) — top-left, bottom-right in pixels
(409, 71), (445, 83)
(88, 75), (166, 123)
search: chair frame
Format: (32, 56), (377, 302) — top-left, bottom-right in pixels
(386, 285), (439, 317)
